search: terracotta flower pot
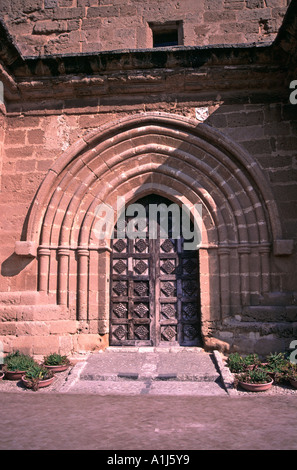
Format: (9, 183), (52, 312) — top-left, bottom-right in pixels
(22, 375), (55, 390)
(43, 363), (69, 373)
(4, 370), (27, 381)
(238, 379), (273, 392)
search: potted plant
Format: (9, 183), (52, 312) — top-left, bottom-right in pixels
(235, 368), (273, 392)
(261, 352), (290, 383)
(3, 351), (37, 381)
(282, 362), (297, 389)
(265, 352), (288, 368)
(289, 371), (297, 389)
(22, 364), (55, 391)
(242, 353), (261, 370)
(43, 353), (71, 372)
(227, 353), (246, 373)
(227, 352), (261, 373)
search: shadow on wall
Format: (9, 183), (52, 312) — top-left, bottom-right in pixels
(1, 253), (32, 276)
(1, 197), (36, 277)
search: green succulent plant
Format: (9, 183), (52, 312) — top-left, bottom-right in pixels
(227, 352), (261, 373)
(4, 350), (37, 372)
(43, 353), (70, 366)
(228, 349), (297, 388)
(281, 362), (297, 382)
(236, 368), (272, 385)
(24, 364), (54, 391)
(266, 352), (288, 368)
(261, 352), (291, 383)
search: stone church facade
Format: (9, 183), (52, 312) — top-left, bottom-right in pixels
(0, 0), (296, 357)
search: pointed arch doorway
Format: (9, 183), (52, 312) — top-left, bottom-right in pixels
(110, 194), (201, 347)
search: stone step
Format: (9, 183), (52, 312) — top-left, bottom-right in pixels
(79, 347), (221, 383)
(0, 291), (57, 306)
(259, 291), (297, 307)
(0, 291), (71, 323)
(0, 303), (70, 322)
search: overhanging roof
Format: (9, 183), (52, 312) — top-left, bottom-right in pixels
(0, 1), (296, 107)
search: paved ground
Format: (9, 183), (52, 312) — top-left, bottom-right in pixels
(1, 392), (297, 450)
(1, 347), (297, 450)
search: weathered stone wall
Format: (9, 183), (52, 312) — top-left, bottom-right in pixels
(207, 102), (297, 268)
(0, 1), (296, 357)
(0, 0), (291, 56)
(0, 110), (4, 192)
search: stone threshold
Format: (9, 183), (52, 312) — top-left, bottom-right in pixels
(105, 346), (204, 353)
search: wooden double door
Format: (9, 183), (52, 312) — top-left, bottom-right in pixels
(110, 195), (201, 346)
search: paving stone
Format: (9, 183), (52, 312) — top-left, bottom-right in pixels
(79, 347), (220, 382)
(63, 347), (227, 396)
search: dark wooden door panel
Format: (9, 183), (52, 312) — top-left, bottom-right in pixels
(110, 195), (201, 346)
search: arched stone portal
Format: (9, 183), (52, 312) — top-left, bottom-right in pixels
(20, 112), (282, 350)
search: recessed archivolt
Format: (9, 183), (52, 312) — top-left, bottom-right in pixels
(27, 112), (281, 251)
(23, 111), (284, 328)
(86, 176), (218, 247)
(42, 154), (234, 247)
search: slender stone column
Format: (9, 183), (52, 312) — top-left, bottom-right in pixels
(77, 247), (90, 322)
(57, 247), (70, 305)
(218, 247), (231, 319)
(259, 245), (270, 294)
(98, 246), (112, 336)
(238, 246), (251, 306)
(38, 246), (51, 293)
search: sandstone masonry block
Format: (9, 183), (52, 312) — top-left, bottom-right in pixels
(49, 320), (78, 335)
(246, 0), (265, 8)
(53, 7), (84, 20)
(15, 241), (37, 257)
(87, 6), (119, 18)
(33, 20), (68, 35)
(76, 333), (107, 352)
(32, 335), (60, 355)
(27, 129), (45, 144)
(274, 239), (294, 256)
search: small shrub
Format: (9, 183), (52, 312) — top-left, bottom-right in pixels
(266, 352), (288, 368)
(227, 352), (260, 373)
(4, 351), (37, 372)
(262, 352), (291, 383)
(237, 368), (272, 385)
(24, 364), (54, 391)
(281, 362), (297, 383)
(43, 353), (70, 366)
(227, 353), (246, 373)
(243, 353), (261, 367)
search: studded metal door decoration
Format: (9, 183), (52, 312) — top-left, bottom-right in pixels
(110, 195), (201, 346)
